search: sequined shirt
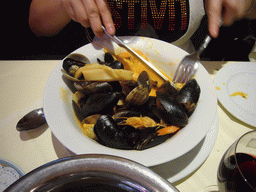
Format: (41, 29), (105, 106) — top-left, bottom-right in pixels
(108, 0), (205, 52)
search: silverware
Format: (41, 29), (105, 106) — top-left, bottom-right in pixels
(16, 107), (47, 131)
(172, 35), (211, 83)
(102, 26), (170, 82)
(173, 19), (223, 84)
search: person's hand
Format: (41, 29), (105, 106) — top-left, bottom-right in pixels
(205, 0), (256, 38)
(61, 0), (115, 37)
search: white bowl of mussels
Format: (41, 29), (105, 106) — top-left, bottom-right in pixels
(44, 36), (217, 166)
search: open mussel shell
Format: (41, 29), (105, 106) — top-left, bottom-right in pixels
(62, 53), (91, 81)
(61, 69), (82, 82)
(158, 81), (178, 98)
(137, 71), (152, 92)
(124, 71), (151, 106)
(153, 91), (188, 127)
(67, 53), (90, 63)
(175, 79), (201, 116)
(135, 127), (170, 150)
(125, 85), (149, 106)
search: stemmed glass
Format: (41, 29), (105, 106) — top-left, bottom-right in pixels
(203, 130), (256, 192)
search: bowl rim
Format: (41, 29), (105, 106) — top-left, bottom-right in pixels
(5, 154), (179, 192)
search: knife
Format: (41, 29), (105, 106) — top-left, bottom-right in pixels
(102, 26), (170, 82)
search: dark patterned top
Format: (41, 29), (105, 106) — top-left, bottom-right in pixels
(109, 0), (189, 43)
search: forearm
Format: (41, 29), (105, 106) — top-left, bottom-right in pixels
(29, 0), (71, 36)
(246, 0), (256, 19)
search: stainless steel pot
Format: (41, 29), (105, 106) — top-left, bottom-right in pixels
(5, 154), (179, 192)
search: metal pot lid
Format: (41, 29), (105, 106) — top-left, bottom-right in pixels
(5, 154), (179, 192)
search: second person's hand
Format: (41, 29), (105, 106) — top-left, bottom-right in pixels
(205, 0), (256, 38)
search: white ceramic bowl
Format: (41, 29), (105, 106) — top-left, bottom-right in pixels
(43, 37), (217, 166)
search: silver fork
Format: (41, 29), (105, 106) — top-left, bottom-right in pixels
(172, 35), (212, 83)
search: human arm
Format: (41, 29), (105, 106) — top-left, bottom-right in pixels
(29, 0), (115, 37)
(205, 0), (256, 38)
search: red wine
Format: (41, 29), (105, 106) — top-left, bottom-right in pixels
(217, 153), (256, 192)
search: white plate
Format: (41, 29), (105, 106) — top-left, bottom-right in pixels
(151, 111), (219, 183)
(44, 36), (217, 166)
(214, 62), (256, 126)
(0, 158), (24, 191)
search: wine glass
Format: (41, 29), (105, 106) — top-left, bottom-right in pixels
(203, 130), (256, 192)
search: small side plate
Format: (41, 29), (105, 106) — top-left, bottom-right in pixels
(214, 62), (256, 126)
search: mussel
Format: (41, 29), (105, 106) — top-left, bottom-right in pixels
(94, 115), (171, 150)
(135, 127), (170, 150)
(74, 81), (113, 95)
(125, 85), (149, 106)
(104, 52), (115, 64)
(152, 91), (188, 127)
(157, 81), (178, 98)
(124, 71), (151, 106)
(72, 91), (122, 120)
(175, 79), (200, 117)
(108, 60), (124, 69)
(94, 115), (134, 149)
(61, 53), (90, 81)
(137, 70), (152, 92)
(98, 52), (124, 69)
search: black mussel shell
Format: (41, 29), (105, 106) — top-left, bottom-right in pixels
(112, 110), (141, 119)
(74, 81), (113, 95)
(137, 71), (152, 92)
(157, 81), (178, 98)
(104, 52), (115, 64)
(147, 96), (157, 109)
(72, 101), (85, 122)
(94, 115), (134, 149)
(81, 92), (121, 118)
(135, 127), (170, 150)
(126, 97), (159, 122)
(109, 81), (122, 92)
(97, 58), (105, 65)
(120, 125), (140, 143)
(142, 135), (170, 150)
(135, 127), (156, 150)
(153, 91), (188, 127)
(175, 79), (200, 116)
(119, 80), (138, 96)
(63, 58), (85, 74)
(108, 60), (124, 69)
(137, 135), (170, 150)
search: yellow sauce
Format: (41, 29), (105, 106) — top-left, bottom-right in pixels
(230, 91), (248, 99)
(114, 50), (177, 96)
(215, 86), (221, 90)
(60, 86), (71, 104)
(116, 50), (167, 83)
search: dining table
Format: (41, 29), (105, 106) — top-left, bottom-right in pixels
(0, 59), (255, 192)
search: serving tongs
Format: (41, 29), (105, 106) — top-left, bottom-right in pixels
(101, 26), (170, 82)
